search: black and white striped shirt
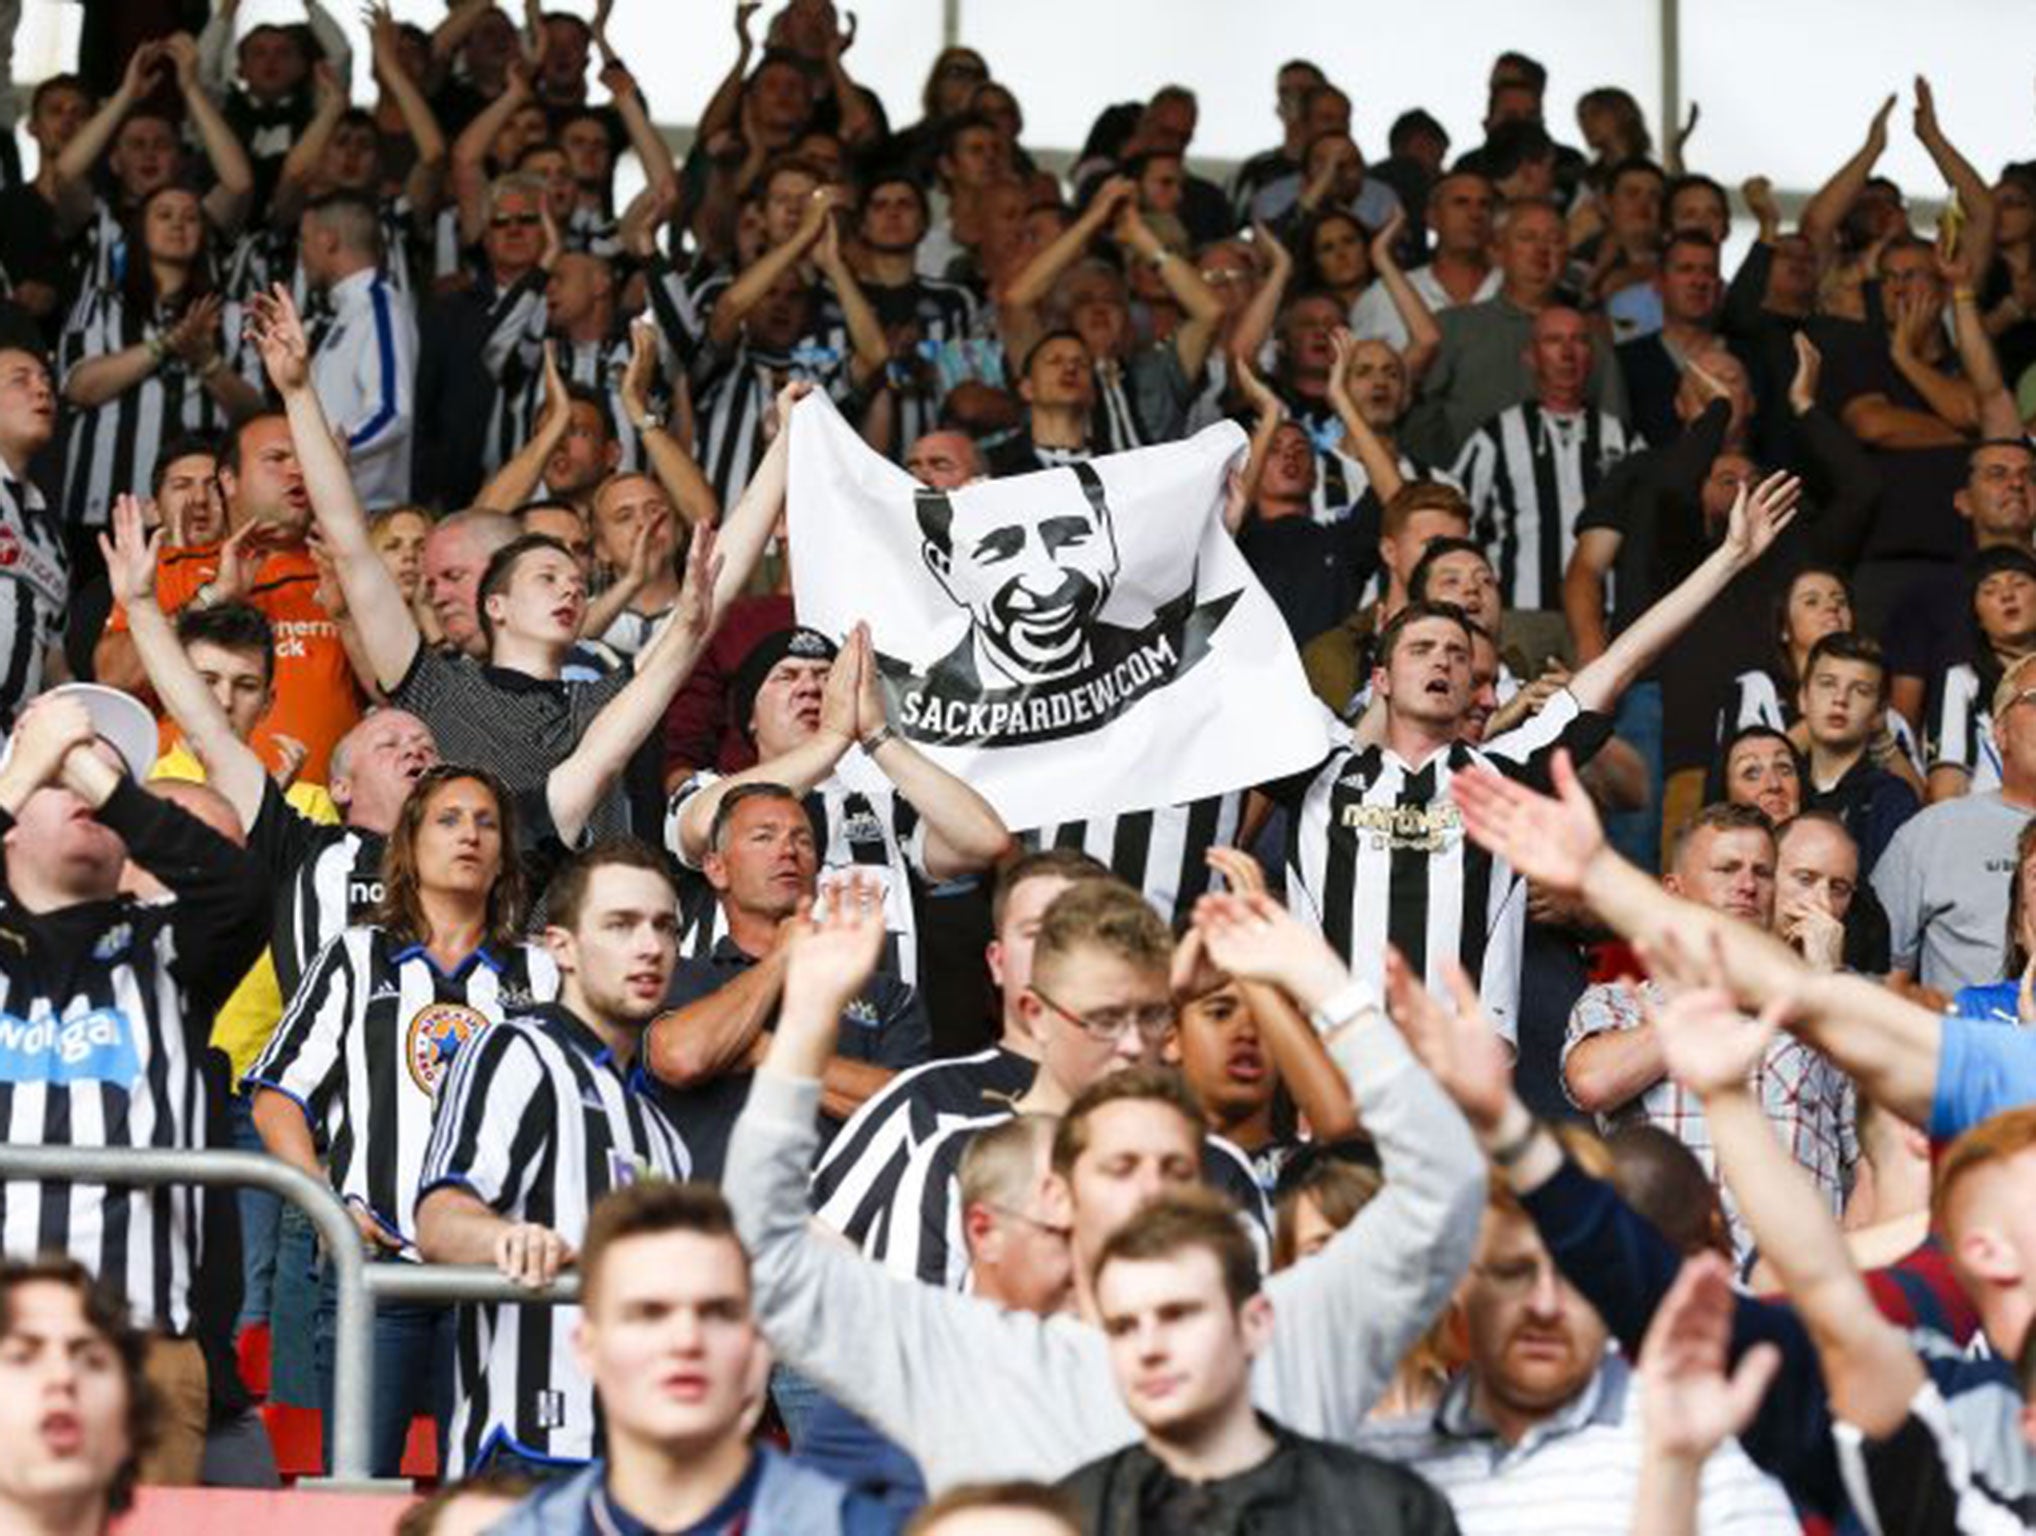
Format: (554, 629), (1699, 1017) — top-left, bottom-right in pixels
(668, 756), (927, 979)
(874, 1108), (1271, 1288)
(478, 271), (551, 473)
(1022, 793), (1247, 932)
(248, 781), (387, 1004)
(838, 274), (978, 455)
(1927, 661), (2000, 793)
(692, 332), (860, 512)
(419, 1002), (690, 1473)
(1280, 691), (1602, 1045)
(0, 780), (269, 1333)
(0, 474), (67, 732)
(1452, 403), (1639, 610)
(59, 287), (256, 529)
(247, 927), (560, 1254)
(809, 1045), (1034, 1251)
(1719, 668), (1925, 775)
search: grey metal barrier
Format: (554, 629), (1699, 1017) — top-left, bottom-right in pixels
(0, 1143), (577, 1493)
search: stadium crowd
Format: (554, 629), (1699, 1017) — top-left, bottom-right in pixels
(0, 2), (2032, 1532)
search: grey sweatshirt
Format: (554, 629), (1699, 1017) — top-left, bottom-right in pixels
(724, 1006), (1486, 1491)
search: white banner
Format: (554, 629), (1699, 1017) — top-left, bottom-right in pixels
(785, 397), (1333, 830)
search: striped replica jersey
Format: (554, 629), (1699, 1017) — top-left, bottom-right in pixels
(873, 1108), (1272, 1289)
(1021, 793), (1247, 931)
(247, 928), (560, 1252)
(1927, 661), (2000, 794)
(833, 273), (979, 455)
(1280, 689), (1606, 1045)
(809, 1046), (1035, 1250)
(1452, 402), (1639, 610)
(477, 270), (551, 473)
(0, 473), (68, 731)
(247, 780), (387, 1003)
(58, 286), (258, 529)
(419, 1003), (690, 1472)
(0, 780), (269, 1332)
(1719, 668), (1925, 776)
(668, 753), (928, 980)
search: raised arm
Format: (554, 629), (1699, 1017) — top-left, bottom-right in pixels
(1650, 976), (1923, 1438)
(53, 45), (162, 235)
(247, 285), (420, 690)
(618, 317), (719, 529)
(711, 380), (809, 603)
(1229, 360), (1286, 531)
(1911, 76), (1996, 281)
(847, 624), (1012, 877)
(599, 58), (676, 196)
(475, 341), (569, 512)
(1565, 470), (1801, 712)
(271, 63), (346, 227)
(692, 1), (760, 150)
(163, 33), (255, 236)
(1886, 289), (1979, 434)
(1631, 1250), (1782, 1536)
(97, 496), (269, 833)
(1203, 848), (1359, 1139)
(1943, 251), (2025, 442)
(451, 59), (536, 246)
(548, 529), (720, 844)
(1451, 750), (1945, 1126)
(1368, 210), (1441, 379)
(1227, 223), (1292, 378)
(1798, 94), (1895, 265)
(369, 3), (448, 218)
(1116, 203), (1224, 383)
(811, 217), (890, 389)
(1324, 327), (1407, 505)
(707, 189), (830, 350)
(999, 176), (1137, 313)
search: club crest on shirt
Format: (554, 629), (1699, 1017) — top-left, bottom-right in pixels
(404, 1003), (489, 1095)
(92, 924), (132, 963)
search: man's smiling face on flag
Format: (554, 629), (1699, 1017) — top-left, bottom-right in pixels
(921, 475), (1121, 678)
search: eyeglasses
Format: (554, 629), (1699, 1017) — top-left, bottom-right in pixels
(978, 1201), (1070, 1239)
(490, 213), (541, 229)
(1030, 984), (1174, 1044)
(2004, 687), (2036, 715)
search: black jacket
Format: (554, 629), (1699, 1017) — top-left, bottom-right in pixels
(1059, 1417), (1460, 1536)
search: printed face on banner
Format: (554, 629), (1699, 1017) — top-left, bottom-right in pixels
(891, 460), (1236, 749)
(916, 466), (1122, 687)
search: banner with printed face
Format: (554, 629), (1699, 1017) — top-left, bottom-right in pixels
(786, 395), (1334, 830)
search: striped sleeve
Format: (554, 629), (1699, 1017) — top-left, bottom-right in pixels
(244, 931), (355, 1134)
(663, 770), (723, 870)
(1835, 1380), (2031, 1536)
(873, 1121), (974, 1287)
(1451, 426), (1500, 546)
(419, 1022), (554, 1212)
(479, 271), (547, 379)
(344, 281), (410, 451)
(1927, 663), (1982, 776)
(810, 1073), (922, 1246)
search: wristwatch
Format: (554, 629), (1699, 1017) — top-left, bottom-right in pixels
(860, 724), (896, 754)
(634, 407), (667, 435)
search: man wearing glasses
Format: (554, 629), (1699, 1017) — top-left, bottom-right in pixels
(872, 878), (1270, 1289)
(1874, 651), (2036, 997)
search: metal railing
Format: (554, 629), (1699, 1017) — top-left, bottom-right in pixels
(0, 1143), (577, 1492)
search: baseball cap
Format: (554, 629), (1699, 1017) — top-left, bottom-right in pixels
(1, 684), (158, 782)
